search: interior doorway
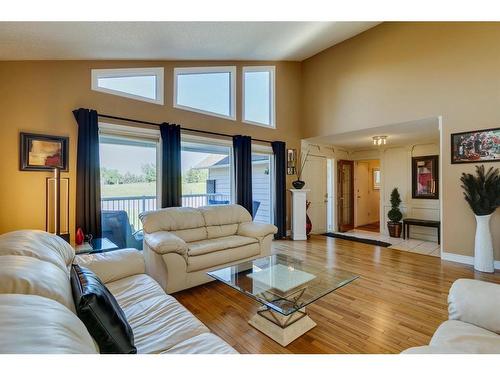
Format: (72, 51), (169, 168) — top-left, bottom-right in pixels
(354, 159), (381, 233)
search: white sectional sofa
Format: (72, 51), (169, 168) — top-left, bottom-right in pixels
(140, 204), (277, 293)
(403, 279), (500, 354)
(0, 230), (236, 354)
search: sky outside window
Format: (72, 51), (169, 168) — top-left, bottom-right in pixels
(244, 70), (271, 125)
(98, 75), (157, 100)
(176, 72), (231, 116)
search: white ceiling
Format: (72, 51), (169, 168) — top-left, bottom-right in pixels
(307, 118), (440, 150)
(0, 22), (379, 61)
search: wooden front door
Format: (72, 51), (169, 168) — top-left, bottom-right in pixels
(338, 160), (354, 232)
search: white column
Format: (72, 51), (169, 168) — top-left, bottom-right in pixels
(289, 189), (310, 240)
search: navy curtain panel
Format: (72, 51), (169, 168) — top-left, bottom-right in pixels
(233, 135), (253, 216)
(272, 141), (287, 239)
(73, 108), (102, 238)
(160, 123), (182, 208)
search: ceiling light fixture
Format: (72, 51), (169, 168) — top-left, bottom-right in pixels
(372, 136), (387, 146)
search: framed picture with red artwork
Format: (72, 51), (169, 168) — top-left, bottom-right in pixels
(20, 132), (69, 171)
(412, 155), (439, 199)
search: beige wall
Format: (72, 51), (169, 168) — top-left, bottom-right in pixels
(301, 22), (500, 260)
(0, 60), (302, 239)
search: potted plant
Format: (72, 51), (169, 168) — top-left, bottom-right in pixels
(292, 149), (310, 189)
(460, 165), (500, 273)
(387, 188), (403, 237)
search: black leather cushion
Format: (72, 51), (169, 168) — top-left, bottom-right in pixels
(70, 264), (137, 354)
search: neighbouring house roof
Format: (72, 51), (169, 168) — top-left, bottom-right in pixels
(193, 154), (269, 169)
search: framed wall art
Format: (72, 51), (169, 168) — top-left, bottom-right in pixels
(412, 155), (439, 199)
(20, 132), (69, 171)
(451, 128), (499, 164)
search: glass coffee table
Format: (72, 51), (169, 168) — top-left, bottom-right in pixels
(208, 254), (358, 346)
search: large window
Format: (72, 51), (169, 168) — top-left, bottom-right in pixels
(91, 67), (164, 105)
(181, 136), (233, 207)
(243, 66), (275, 128)
(99, 124), (160, 249)
(252, 148), (274, 223)
(174, 66), (236, 120)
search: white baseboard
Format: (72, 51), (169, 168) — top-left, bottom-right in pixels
(441, 252), (500, 270)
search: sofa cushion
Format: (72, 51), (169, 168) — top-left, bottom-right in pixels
(206, 224), (239, 239)
(75, 248), (145, 284)
(71, 264), (137, 354)
(106, 274), (209, 354)
(199, 204), (252, 226)
(188, 243), (260, 272)
(0, 294), (98, 354)
(171, 227), (208, 243)
(162, 332), (237, 354)
(140, 207), (206, 234)
(188, 235), (258, 257)
(0, 230), (74, 274)
(0, 255), (75, 312)
(430, 320), (500, 354)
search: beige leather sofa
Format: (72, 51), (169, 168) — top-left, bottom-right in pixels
(140, 204), (277, 293)
(0, 230), (236, 354)
(403, 279), (500, 354)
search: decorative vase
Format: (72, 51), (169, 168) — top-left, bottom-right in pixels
(306, 213), (312, 236)
(306, 201), (312, 236)
(387, 221), (402, 238)
(75, 227), (84, 245)
(292, 180), (305, 189)
(474, 214), (494, 273)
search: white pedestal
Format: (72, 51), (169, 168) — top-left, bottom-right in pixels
(289, 189), (310, 240)
(248, 308), (316, 347)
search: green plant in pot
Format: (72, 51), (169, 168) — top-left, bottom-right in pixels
(292, 149), (310, 189)
(387, 188), (403, 237)
(460, 165), (500, 273)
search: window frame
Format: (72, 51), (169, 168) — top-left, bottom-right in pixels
(242, 66), (276, 129)
(91, 67), (164, 105)
(180, 133), (236, 206)
(173, 66), (237, 121)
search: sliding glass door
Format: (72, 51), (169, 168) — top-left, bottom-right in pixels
(99, 125), (160, 249)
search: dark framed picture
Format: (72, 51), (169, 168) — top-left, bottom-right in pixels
(451, 127), (500, 164)
(20, 133), (69, 171)
(412, 155), (439, 199)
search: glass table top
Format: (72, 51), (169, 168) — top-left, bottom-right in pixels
(207, 254), (358, 315)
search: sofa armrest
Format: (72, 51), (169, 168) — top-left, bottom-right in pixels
(74, 248), (145, 284)
(144, 231), (188, 256)
(237, 222), (278, 239)
(448, 278), (500, 334)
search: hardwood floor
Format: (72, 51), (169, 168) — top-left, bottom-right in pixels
(174, 235), (500, 354)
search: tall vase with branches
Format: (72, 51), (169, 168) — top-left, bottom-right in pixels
(292, 149), (310, 189)
(460, 165), (500, 273)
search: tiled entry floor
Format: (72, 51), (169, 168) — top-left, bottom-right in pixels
(341, 229), (441, 257)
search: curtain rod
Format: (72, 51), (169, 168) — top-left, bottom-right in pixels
(98, 113), (274, 144)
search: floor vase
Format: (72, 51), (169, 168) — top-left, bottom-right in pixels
(474, 214), (494, 273)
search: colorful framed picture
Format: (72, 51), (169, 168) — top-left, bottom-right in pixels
(412, 155), (439, 199)
(20, 133), (69, 171)
(451, 128), (500, 164)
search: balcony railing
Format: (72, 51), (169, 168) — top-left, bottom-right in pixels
(101, 193), (231, 231)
